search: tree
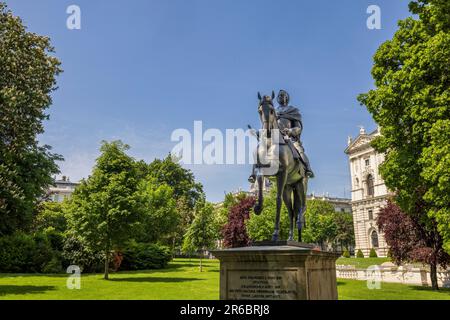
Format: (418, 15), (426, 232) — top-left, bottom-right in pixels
(247, 190), (353, 249)
(221, 196), (255, 248)
(247, 188), (290, 241)
(66, 141), (144, 279)
(214, 192), (248, 242)
(421, 120), (450, 254)
(33, 201), (67, 234)
(141, 155), (205, 247)
(0, 3), (62, 235)
(182, 201), (216, 272)
(378, 201), (450, 289)
(357, 0), (450, 289)
(145, 155), (204, 208)
(302, 200), (337, 249)
(333, 212), (355, 251)
(136, 181), (178, 245)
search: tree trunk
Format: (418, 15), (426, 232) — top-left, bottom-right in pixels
(104, 252), (110, 280)
(172, 237), (176, 259)
(199, 251), (203, 272)
(430, 262), (439, 290)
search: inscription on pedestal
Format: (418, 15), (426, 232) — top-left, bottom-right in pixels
(227, 270), (298, 300)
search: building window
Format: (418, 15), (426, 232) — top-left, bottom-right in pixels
(366, 174), (374, 197)
(365, 159), (370, 167)
(371, 230), (379, 248)
(368, 210), (373, 220)
(355, 178), (359, 188)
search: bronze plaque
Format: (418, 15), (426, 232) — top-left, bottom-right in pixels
(227, 269), (298, 300)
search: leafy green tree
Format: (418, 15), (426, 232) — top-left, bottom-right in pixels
(182, 201), (216, 272)
(136, 181), (178, 245)
(0, 3), (62, 235)
(33, 201), (67, 233)
(421, 121), (450, 254)
(247, 188), (290, 241)
(333, 212), (355, 250)
(66, 141), (144, 279)
(302, 200), (337, 248)
(247, 190), (353, 249)
(146, 154), (204, 208)
(140, 155), (204, 247)
(357, 0), (449, 288)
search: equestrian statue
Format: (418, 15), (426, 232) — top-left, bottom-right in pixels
(249, 90), (314, 242)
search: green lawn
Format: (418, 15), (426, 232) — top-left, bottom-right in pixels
(0, 259), (220, 300)
(1, 258), (449, 300)
(336, 257), (392, 269)
(338, 279), (450, 300)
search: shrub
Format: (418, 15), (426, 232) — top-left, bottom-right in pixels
(369, 248), (378, 258)
(62, 234), (104, 273)
(42, 254), (63, 273)
(120, 242), (172, 271)
(356, 249), (365, 258)
(0, 232), (60, 273)
(342, 249), (350, 258)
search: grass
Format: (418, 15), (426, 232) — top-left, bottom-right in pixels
(1, 258), (449, 300)
(336, 257), (392, 269)
(0, 258), (220, 300)
(338, 279), (450, 300)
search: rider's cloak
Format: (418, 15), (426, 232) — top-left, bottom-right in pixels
(277, 106), (302, 124)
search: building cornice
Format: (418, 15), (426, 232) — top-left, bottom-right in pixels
(351, 195), (389, 206)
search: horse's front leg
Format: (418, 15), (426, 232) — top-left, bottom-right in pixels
(273, 171), (287, 241)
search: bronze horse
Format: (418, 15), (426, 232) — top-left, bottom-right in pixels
(253, 92), (308, 242)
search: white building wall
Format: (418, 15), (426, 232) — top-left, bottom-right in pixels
(345, 128), (389, 257)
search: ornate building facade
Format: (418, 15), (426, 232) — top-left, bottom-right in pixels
(345, 127), (389, 257)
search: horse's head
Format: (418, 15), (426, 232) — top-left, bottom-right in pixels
(257, 91), (276, 138)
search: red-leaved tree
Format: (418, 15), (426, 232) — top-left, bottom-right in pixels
(378, 201), (450, 290)
(221, 197), (255, 248)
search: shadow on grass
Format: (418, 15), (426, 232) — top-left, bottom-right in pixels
(337, 281), (347, 287)
(409, 285), (450, 293)
(0, 285), (56, 296)
(0, 273), (68, 279)
(109, 277), (202, 283)
(118, 262), (219, 274)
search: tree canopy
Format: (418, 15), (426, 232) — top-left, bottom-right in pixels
(378, 201), (449, 289)
(66, 141), (144, 279)
(221, 196), (255, 248)
(0, 2), (62, 235)
(182, 201), (216, 271)
(358, 0), (450, 288)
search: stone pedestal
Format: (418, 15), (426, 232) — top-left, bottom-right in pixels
(212, 242), (339, 300)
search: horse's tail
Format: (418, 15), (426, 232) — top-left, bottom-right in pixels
(253, 175), (264, 215)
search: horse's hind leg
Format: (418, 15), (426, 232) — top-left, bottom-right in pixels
(294, 179), (307, 242)
(283, 185), (295, 241)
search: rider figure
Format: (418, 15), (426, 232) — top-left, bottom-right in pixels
(249, 90), (314, 183)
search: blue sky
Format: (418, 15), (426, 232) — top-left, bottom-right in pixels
(7, 0), (411, 202)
